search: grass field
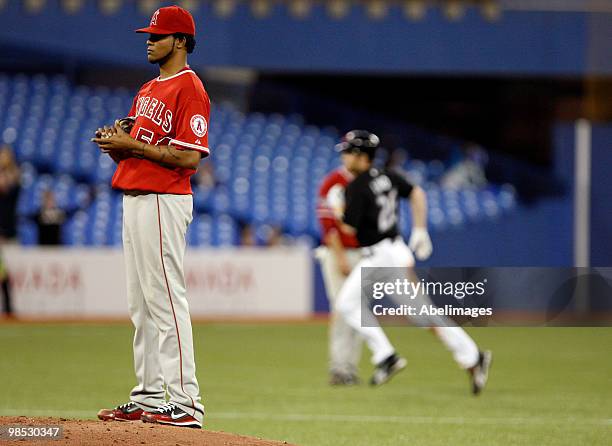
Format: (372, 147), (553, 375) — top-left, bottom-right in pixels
(0, 323), (610, 445)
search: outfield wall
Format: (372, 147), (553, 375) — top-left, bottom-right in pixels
(3, 246), (312, 319)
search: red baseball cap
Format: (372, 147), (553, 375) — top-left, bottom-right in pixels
(135, 5), (196, 36)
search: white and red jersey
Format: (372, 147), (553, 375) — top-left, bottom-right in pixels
(317, 167), (360, 249)
(112, 66), (210, 194)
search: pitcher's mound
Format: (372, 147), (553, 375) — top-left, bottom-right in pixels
(0, 416), (296, 445)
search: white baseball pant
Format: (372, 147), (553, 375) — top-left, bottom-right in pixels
(336, 237), (479, 369)
(316, 246), (363, 376)
(122, 193), (204, 423)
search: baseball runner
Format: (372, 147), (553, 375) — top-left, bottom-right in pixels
(316, 162), (363, 385)
(92, 6), (208, 428)
(334, 130), (492, 394)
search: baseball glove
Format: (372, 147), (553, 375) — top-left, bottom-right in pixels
(94, 117), (134, 139)
(117, 117), (136, 134)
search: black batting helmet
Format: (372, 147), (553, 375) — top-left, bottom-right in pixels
(335, 130), (380, 159)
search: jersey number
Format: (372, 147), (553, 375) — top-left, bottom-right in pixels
(135, 128), (171, 147)
(376, 189), (397, 233)
(135, 127), (154, 144)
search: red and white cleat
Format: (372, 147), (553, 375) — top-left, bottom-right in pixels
(141, 402), (202, 428)
(97, 402), (144, 421)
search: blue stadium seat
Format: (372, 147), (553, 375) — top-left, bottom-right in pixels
(2, 73), (519, 245)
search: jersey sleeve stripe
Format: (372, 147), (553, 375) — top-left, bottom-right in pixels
(169, 139), (210, 154)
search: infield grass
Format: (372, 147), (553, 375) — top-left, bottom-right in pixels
(0, 323), (610, 445)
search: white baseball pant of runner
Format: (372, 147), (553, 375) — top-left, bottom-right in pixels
(335, 237), (480, 369)
(122, 193), (204, 423)
(316, 247), (363, 376)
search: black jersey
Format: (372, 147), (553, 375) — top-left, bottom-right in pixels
(343, 168), (414, 247)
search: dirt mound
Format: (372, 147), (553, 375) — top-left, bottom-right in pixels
(0, 416), (296, 445)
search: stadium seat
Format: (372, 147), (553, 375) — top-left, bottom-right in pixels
(0, 73), (518, 246)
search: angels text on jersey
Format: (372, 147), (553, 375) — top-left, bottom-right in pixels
(134, 96), (173, 133)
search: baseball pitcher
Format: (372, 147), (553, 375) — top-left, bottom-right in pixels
(93, 6), (208, 428)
